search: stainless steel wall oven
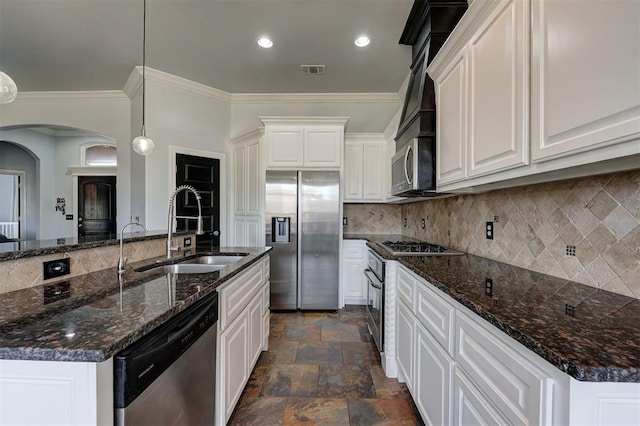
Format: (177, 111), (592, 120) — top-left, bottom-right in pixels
(364, 249), (385, 353)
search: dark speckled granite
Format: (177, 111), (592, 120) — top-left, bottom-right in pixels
(353, 234), (640, 383)
(0, 230), (194, 261)
(0, 247), (271, 362)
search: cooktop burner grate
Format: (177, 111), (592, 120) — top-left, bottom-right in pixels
(380, 240), (463, 256)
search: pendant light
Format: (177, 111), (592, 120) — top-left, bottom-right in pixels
(0, 71), (18, 104)
(132, 0), (155, 156)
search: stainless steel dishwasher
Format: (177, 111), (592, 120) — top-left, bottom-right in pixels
(114, 291), (218, 425)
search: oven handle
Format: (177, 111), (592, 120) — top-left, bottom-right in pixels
(364, 269), (383, 289)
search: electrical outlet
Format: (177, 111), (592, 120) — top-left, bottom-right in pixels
(485, 278), (493, 296)
(43, 258), (70, 280)
(421, 218), (426, 229)
(403, 217), (407, 227)
(486, 222), (494, 240)
(184, 237), (192, 247)
(343, 217), (348, 226)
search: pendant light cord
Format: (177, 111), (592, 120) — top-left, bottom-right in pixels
(142, 0), (147, 136)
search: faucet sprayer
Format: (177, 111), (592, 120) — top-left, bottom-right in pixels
(118, 221), (148, 274)
(167, 185), (204, 258)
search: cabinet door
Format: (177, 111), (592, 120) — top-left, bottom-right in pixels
(415, 322), (453, 426)
(267, 128), (304, 167)
(343, 258), (365, 303)
(396, 299), (415, 393)
(248, 292), (263, 369)
(362, 142), (383, 200)
(453, 368), (506, 426)
(303, 128), (342, 167)
(246, 141), (261, 215)
(456, 311), (552, 425)
(531, 0), (640, 162)
(344, 143), (364, 200)
(233, 218), (246, 247)
(245, 216), (262, 247)
(436, 49), (467, 186)
(468, 0), (529, 177)
(221, 312), (249, 424)
(233, 145), (246, 215)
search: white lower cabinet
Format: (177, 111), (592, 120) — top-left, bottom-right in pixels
(415, 321), (454, 426)
(342, 239), (366, 305)
(453, 367), (506, 425)
(396, 299), (415, 392)
(395, 264), (640, 426)
(217, 258), (270, 426)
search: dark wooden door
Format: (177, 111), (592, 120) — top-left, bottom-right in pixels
(176, 154), (220, 247)
(77, 176), (116, 239)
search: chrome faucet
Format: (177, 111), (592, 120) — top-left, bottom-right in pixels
(118, 221), (148, 274)
(167, 185), (204, 258)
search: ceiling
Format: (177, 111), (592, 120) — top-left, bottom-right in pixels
(0, 0), (414, 94)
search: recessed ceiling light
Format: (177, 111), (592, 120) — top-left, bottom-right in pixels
(355, 35), (370, 47)
(257, 37), (273, 48)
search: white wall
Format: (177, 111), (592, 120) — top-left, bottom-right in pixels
(142, 79), (231, 231)
(230, 99), (401, 139)
(0, 94), (132, 234)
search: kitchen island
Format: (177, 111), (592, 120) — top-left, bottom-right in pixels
(348, 233), (640, 425)
(0, 245), (271, 426)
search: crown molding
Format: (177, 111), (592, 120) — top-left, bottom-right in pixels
(123, 66), (232, 102)
(232, 92), (400, 104)
(15, 91), (128, 102)
(344, 133), (386, 142)
(230, 128), (265, 145)
(260, 116), (349, 128)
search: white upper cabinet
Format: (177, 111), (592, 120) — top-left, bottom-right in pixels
(467, 0), (529, 177)
(344, 134), (385, 202)
(262, 117), (348, 169)
(265, 128), (304, 167)
(530, 0), (640, 162)
(436, 49), (468, 186)
(428, 0), (640, 192)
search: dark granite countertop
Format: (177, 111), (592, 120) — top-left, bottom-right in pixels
(0, 230), (192, 261)
(0, 246), (271, 362)
(351, 234), (640, 383)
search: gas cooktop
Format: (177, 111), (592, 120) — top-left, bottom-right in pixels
(380, 240), (464, 256)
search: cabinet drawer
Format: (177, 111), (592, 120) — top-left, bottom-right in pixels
(453, 367), (507, 426)
(415, 281), (455, 356)
(343, 240), (365, 258)
(397, 267), (416, 310)
(455, 311), (552, 425)
(219, 262), (263, 330)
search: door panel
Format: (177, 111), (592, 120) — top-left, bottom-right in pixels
(77, 176), (116, 238)
(176, 154), (220, 246)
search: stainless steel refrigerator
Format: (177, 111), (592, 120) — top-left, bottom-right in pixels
(265, 170), (340, 310)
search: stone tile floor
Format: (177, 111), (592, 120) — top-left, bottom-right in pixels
(228, 305), (423, 425)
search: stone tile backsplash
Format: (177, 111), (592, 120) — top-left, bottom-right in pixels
(0, 236), (192, 294)
(343, 203), (402, 235)
(400, 170), (640, 298)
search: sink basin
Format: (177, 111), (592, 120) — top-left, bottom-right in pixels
(181, 255), (246, 265)
(162, 264), (225, 274)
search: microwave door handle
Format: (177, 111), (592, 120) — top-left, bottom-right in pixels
(404, 145), (413, 185)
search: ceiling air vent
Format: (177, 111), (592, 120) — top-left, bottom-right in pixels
(301, 65), (326, 75)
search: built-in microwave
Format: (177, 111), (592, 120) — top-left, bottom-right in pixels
(390, 137), (436, 197)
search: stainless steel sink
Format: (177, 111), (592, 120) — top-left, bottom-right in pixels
(181, 255), (246, 265)
(162, 264), (226, 274)
(137, 253), (249, 274)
